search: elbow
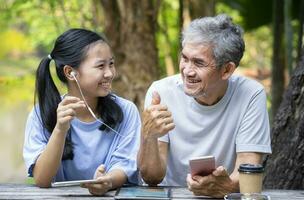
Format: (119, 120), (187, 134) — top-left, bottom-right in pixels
(142, 176), (163, 186)
(139, 168), (165, 186)
(34, 175), (52, 188)
(35, 179), (52, 188)
(32, 167), (52, 188)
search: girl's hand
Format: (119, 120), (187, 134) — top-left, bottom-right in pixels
(54, 96), (85, 133)
(81, 165), (113, 196)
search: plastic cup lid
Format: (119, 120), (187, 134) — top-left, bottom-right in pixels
(238, 163), (264, 173)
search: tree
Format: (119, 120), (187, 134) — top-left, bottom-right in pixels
(181, 0), (215, 29)
(100, 0), (160, 110)
(271, 0), (286, 120)
(263, 48), (304, 189)
(297, 0), (304, 63)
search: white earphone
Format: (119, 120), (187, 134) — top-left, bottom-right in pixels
(68, 69), (136, 139)
(70, 71), (77, 78)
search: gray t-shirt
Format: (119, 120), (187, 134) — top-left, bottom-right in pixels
(144, 74), (272, 186)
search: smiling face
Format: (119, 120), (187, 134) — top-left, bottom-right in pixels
(76, 41), (115, 98)
(179, 43), (228, 105)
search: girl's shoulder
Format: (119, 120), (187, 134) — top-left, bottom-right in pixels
(111, 94), (138, 113)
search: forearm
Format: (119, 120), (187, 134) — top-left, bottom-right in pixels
(33, 127), (66, 187)
(227, 152), (263, 193)
(138, 135), (166, 185)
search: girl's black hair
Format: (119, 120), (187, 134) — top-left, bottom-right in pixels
(34, 28), (123, 160)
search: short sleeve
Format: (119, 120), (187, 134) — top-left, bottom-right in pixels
(144, 82), (169, 143)
(106, 102), (141, 184)
(236, 89), (272, 154)
(23, 108), (49, 177)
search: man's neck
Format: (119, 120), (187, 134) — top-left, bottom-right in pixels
(195, 80), (228, 106)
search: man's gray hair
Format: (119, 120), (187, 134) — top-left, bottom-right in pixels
(181, 14), (245, 68)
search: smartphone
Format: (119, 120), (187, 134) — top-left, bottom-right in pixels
(51, 179), (98, 187)
(189, 155), (216, 177)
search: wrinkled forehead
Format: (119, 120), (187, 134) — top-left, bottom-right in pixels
(181, 43), (214, 59)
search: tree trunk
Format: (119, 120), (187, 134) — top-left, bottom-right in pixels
(188, 0), (215, 19)
(297, 0), (304, 63)
(182, 0), (215, 29)
(284, 0), (293, 76)
(99, 0), (159, 110)
(271, 0), (286, 121)
(263, 50), (304, 189)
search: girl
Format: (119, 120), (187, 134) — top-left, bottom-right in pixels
(23, 29), (141, 195)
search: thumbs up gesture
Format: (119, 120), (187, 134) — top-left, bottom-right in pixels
(142, 91), (175, 139)
(151, 91), (161, 105)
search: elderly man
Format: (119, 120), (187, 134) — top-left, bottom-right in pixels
(138, 14), (271, 198)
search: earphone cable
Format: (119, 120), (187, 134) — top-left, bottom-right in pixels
(71, 73), (137, 138)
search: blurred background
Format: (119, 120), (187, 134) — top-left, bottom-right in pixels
(0, 0), (303, 184)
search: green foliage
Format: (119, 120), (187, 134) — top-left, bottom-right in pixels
(0, 71), (35, 112)
(216, 2), (244, 26)
(0, 0), (101, 52)
(241, 26), (273, 70)
(0, 57), (66, 113)
(157, 0), (180, 77)
(0, 29), (33, 59)
(219, 0), (302, 30)
(219, 0), (273, 30)
(26, 177), (35, 185)
(0, 0), (96, 113)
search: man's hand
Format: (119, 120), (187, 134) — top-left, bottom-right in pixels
(142, 91), (175, 138)
(186, 166), (239, 198)
(81, 165), (112, 196)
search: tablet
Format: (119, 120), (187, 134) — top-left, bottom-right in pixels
(115, 186), (170, 200)
(51, 179), (98, 187)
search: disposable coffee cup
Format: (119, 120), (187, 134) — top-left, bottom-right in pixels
(238, 164), (264, 194)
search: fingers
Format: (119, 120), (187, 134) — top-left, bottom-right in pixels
(58, 98), (86, 111)
(142, 91), (175, 138)
(60, 96), (82, 106)
(187, 173), (215, 189)
(212, 166), (228, 177)
(187, 174), (204, 190)
(165, 123), (175, 130)
(58, 109), (76, 118)
(187, 167), (232, 198)
(84, 176), (112, 196)
(187, 175), (214, 197)
(97, 165), (105, 174)
(189, 176), (206, 189)
(195, 174), (217, 185)
(186, 174), (195, 190)
(55, 96), (86, 132)
(151, 91), (161, 105)
(94, 164), (105, 178)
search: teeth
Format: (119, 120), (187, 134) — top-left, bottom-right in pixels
(187, 79), (200, 83)
(100, 82), (110, 86)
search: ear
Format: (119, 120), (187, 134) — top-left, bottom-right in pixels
(221, 62), (236, 80)
(63, 65), (75, 81)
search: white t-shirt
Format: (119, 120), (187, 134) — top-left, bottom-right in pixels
(144, 74), (272, 186)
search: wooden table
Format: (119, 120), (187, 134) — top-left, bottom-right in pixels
(0, 184), (304, 199)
